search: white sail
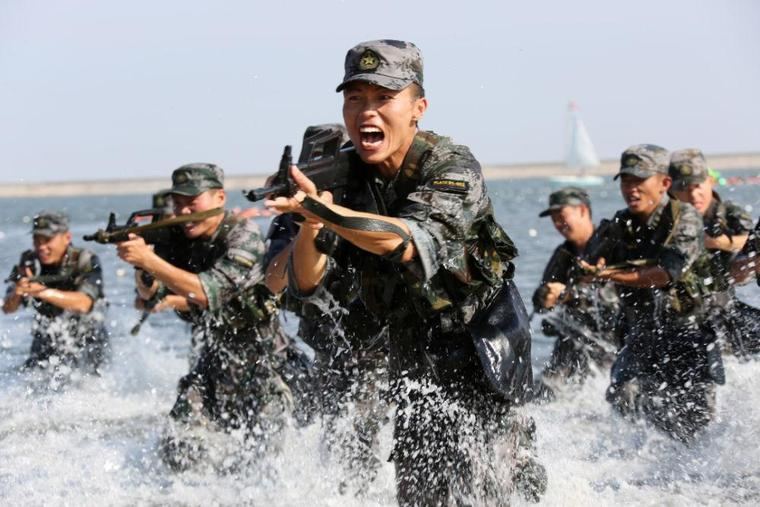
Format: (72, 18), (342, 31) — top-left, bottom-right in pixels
(565, 101), (600, 171)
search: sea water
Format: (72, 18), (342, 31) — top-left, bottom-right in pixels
(0, 177), (758, 505)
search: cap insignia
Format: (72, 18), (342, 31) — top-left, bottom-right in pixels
(623, 155), (639, 167)
(358, 50), (379, 71)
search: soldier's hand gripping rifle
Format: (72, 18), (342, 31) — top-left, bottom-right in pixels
(243, 127), (353, 202)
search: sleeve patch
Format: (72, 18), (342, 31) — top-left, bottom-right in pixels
(227, 248), (256, 268)
(429, 178), (469, 194)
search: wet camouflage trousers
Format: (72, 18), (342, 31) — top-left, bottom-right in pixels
(314, 349), (389, 497)
(710, 298), (760, 357)
(606, 323), (718, 443)
(26, 315), (108, 373)
(536, 311), (620, 399)
(168, 319), (294, 441)
(391, 374), (547, 506)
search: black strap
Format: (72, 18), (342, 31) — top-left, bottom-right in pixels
(301, 196), (410, 240)
(301, 196), (412, 262)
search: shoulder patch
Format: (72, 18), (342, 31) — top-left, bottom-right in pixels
(429, 178), (469, 194)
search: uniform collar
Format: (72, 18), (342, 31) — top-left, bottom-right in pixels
(645, 193), (670, 228)
(372, 130), (437, 197)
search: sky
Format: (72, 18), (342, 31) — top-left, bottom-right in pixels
(1, 0), (759, 183)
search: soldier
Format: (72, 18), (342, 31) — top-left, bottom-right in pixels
(582, 144), (720, 443)
(263, 124), (389, 497)
(732, 218), (760, 284)
(532, 187), (621, 400)
(267, 40), (546, 504)
(264, 124), (389, 497)
(3, 211), (108, 373)
(115, 164), (293, 470)
(669, 149), (760, 356)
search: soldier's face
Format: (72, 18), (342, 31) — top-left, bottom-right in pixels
(620, 173), (671, 218)
(672, 179), (714, 215)
(343, 82), (428, 174)
(172, 190), (226, 238)
(33, 232), (71, 266)
(550, 205), (591, 242)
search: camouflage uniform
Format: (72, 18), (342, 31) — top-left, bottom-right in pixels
(152, 164), (293, 469)
(5, 212), (108, 372)
(740, 218), (760, 286)
(293, 108), (545, 507)
(596, 145), (720, 443)
(532, 189), (621, 399)
(264, 125), (390, 497)
(669, 149), (760, 357)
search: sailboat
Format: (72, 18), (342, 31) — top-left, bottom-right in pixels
(550, 101), (604, 185)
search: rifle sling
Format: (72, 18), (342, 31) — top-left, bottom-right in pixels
(301, 196), (411, 243)
(124, 207), (224, 235)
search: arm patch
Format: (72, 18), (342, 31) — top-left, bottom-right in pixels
(429, 178), (469, 194)
(227, 248), (256, 268)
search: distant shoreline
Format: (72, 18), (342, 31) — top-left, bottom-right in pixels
(2, 152), (759, 198)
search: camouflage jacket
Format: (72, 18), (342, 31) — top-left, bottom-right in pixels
(590, 194), (706, 322)
(154, 212), (276, 334)
(5, 245), (105, 319)
(293, 130), (518, 333)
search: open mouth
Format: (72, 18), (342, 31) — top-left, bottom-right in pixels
(359, 126), (385, 149)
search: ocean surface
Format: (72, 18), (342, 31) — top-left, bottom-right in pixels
(1, 176), (759, 506)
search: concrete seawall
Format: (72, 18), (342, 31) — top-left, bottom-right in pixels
(2, 152), (759, 198)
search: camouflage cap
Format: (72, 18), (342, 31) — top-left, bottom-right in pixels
(669, 148), (709, 190)
(152, 188), (172, 208)
(538, 187), (591, 217)
(171, 163), (224, 196)
(336, 40), (424, 93)
(32, 210), (69, 237)
(613, 144), (670, 180)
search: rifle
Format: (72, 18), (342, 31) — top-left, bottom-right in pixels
(83, 208), (223, 244)
(4, 272), (74, 286)
(244, 127), (353, 202)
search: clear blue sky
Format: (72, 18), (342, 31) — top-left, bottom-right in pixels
(1, 0), (758, 182)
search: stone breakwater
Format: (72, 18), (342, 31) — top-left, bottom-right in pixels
(1, 152), (759, 198)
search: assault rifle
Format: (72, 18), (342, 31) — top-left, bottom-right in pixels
(83, 208), (224, 244)
(4, 272), (74, 286)
(84, 207), (223, 335)
(244, 127), (353, 202)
